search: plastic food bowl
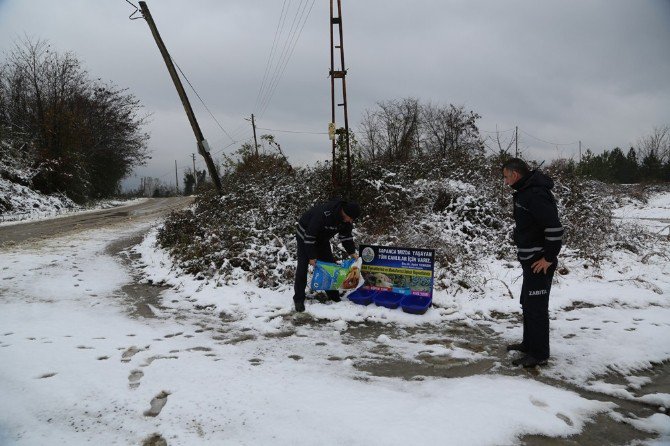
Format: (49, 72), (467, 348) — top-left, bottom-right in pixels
(400, 295), (432, 315)
(373, 290), (405, 309)
(347, 288), (377, 306)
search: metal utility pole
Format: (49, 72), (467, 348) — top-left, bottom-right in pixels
(175, 160), (179, 194)
(515, 126), (518, 157)
(330, 0), (351, 190)
(138, 1), (223, 194)
(251, 114), (259, 157)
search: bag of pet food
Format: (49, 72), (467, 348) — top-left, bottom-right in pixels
(310, 257), (363, 291)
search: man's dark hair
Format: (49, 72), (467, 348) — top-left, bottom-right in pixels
(502, 158), (531, 176)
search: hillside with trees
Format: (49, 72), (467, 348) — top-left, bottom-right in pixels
(0, 38), (149, 209)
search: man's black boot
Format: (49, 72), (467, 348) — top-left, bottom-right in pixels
(513, 355), (548, 368)
(294, 298), (305, 313)
(506, 343), (528, 353)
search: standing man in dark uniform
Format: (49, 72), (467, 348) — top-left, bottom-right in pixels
(502, 158), (564, 368)
(293, 199), (361, 312)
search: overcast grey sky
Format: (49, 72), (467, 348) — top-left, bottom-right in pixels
(1, 0), (669, 190)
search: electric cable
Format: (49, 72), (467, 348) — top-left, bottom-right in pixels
(258, 0), (314, 118)
(479, 127), (516, 134)
(256, 0), (308, 116)
(253, 0), (290, 113)
(519, 129), (578, 146)
(257, 0), (316, 118)
(256, 126), (326, 135)
(171, 57), (236, 143)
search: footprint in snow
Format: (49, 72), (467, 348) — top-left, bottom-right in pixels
(530, 397), (548, 407)
(142, 433), (168, 446)
(556, 413), (573, 426)
(143, 391), (169, 417)
(121, 346), (144, 362)
(164, 332), (184, 338)
(140, 355), (178, 367)
(128, 369), (144, 389)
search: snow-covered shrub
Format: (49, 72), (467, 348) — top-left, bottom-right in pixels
(157, 154), (640, 291)
(0, 141), (78, 219)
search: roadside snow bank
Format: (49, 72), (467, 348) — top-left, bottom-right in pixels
(0, 177), (78, 222)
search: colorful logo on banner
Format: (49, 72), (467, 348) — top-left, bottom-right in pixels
(358, 245), (434, 298)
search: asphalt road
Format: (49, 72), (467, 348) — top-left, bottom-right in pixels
(0, 197), (194, 247)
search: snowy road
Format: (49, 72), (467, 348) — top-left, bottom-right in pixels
(1, 195), (670, 445)
(0, 197), (194, 246)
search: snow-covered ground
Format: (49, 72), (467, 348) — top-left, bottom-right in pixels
(614, 192), (670, 236)
(1, 193), (669, 445)
(0, 176), (148, 225)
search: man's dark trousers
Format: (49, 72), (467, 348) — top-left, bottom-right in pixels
(520, 261), (556, 360)
(294, 236), (340, 305)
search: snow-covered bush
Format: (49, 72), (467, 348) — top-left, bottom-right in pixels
(0, 141), (78, 219)
(156, 154), (645, 291)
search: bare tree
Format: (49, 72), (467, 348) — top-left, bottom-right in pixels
(422, 103), (482, 159)
(359, 98), (420, 161)
(483, 127), (516, 157)
(359, 99), (483, 163)
(637, 125), (670, 164)
(358, 109), (382, 160)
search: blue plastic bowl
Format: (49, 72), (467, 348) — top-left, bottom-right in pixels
(373, 291), (405, 309)
(347, 288), (377, 306)
(400, 295), (432, 315)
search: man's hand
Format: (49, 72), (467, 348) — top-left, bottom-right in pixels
(350, 252), (359, 260)
(309, 259), (316, 267)
(531, 257), (553, 274)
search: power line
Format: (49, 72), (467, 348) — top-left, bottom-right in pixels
(171, 57), (236, 143)
(256, 126), (327, 135)
(257, 0), (316, 119)
(479, 127), (516, 134)
(261, 0), (308, 108)
(256, 0), (308, 116)
(254, 0), (290, 113)
(519, 129), (579, 146)
(260, 0), (316, 118)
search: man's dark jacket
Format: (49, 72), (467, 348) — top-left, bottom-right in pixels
(511, 171), (564, 263)
(296, 200), (355, 259)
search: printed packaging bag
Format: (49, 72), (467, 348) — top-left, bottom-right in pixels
(310, 258), (364, 291)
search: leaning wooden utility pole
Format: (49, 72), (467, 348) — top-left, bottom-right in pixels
(329, 0), (352, 191)
(251, 114), (259, 157)
(175, 160), (179, 194)
(192, 153), (197, 186)
(138, 1), (223, 194)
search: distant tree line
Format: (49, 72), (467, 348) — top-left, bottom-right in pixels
(351, 97), (669, 185)
(573, 126), (670, 183)
(0, 38), (149, 202)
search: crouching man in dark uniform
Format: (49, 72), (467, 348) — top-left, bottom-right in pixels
(293, 199), (361, 312)
(502, 158), (564, 368)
